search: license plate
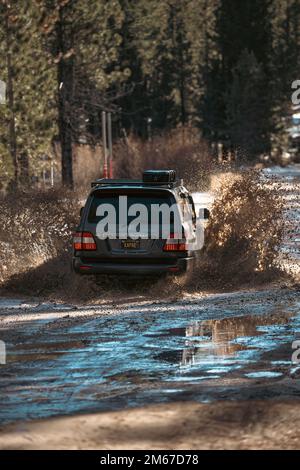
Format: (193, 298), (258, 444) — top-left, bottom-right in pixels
(121, 240), (140, 250)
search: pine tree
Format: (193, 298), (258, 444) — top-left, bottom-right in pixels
(121, 0), (210, 134)
(0, 0), (56, 188)
(270, 0), (300, 153)
(0, 0), (17, 184)
(205, 0), (273, 158)
(226, 50), (269, 158)
(38, 0), (127, 187)
(109, 0), (146, 136)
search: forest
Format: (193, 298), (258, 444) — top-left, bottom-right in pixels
(0, 0), (300, 188)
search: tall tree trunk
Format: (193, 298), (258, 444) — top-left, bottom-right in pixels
(57, 7), (74, 188)
(5, 11), (18, 187)
(171, 3), (186, 127)
(179, 63), (186, 127)
(19, 151), (29, 184)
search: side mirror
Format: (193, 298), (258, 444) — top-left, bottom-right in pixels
(198, 208), (210, 220)
(204, 208), (210, 220)
(80, 207), (84, 218)
(187, 195), (197, 226)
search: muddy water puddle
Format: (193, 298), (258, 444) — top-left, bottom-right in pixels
(0, 292), (299, 424)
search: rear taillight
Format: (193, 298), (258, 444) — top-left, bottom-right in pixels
(73, 232), (97, 251)
(163, 233), (187, 252)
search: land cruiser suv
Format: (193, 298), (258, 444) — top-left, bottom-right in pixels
(72, 170), (208, 276)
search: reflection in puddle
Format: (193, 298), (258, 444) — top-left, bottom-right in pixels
(177, 311), (293, 370)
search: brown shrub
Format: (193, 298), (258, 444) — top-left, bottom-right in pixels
(113, 128), (213, 191)
(0, 188), (80, 287)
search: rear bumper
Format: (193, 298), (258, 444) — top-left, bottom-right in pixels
(72, 256), (195, 276)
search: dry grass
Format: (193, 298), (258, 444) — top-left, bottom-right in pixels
(113, 129), (213, 191)
(0, 189), (80, 294)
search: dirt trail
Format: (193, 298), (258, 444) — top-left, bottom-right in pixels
(1, 400), (300, 450)
(0, 287), (299, 428)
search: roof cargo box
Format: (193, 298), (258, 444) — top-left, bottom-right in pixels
(143, 170), (176, 183)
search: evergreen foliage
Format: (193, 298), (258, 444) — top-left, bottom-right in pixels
(0, 0), (300, 186)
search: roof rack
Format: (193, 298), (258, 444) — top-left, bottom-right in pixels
(91, 178), (181, 189)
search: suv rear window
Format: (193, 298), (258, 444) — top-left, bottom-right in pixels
(88, 190), (176, 223)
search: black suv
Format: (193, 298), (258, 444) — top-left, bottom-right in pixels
(72, 170), (205, 276)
